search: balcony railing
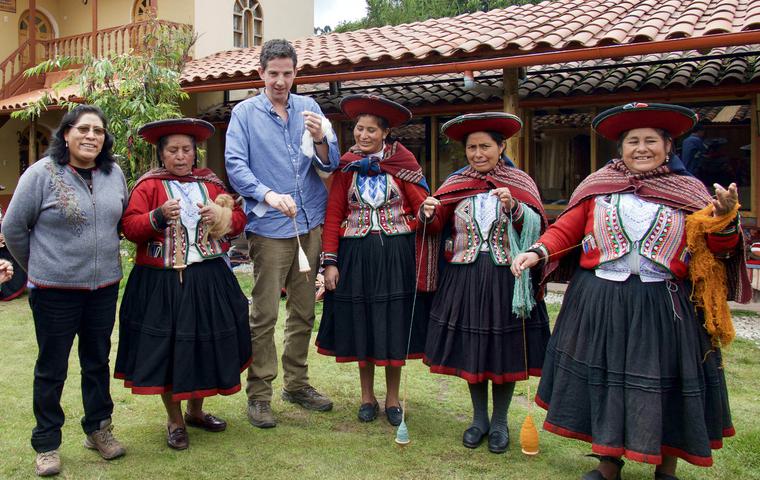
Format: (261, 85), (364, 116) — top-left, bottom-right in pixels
(1, 20), (190, 99)
(0, 40), (31, 99)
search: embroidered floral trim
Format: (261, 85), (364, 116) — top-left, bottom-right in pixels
(46, 162), (87, 236)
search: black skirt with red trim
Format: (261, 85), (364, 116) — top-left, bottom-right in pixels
(316, 233), (428, 367)
(423, 252), (550, 384)
(0, 246), (26, 301)
(115, 257), (252, 401)
(536, 268), (734, 467)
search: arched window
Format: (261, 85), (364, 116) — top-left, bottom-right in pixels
(233, 0), (262, 48)
(132, 0), (153, 23)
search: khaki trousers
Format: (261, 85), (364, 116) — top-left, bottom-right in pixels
(246, 226), (322, 401)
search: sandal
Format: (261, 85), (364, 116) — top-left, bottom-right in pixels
(581, 454), (624, 480)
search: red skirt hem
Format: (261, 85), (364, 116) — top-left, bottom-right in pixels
(114, 356), (252, 401)
(424, 355), (542, 384)
(316, 344), (423, 367)
(536, 394), (734, 467)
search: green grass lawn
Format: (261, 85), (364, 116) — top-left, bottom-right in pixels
(1, 276), (759, 479)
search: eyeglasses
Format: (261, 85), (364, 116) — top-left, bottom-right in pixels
(70, 124), (107, 137)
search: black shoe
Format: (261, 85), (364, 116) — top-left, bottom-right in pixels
(655, 474), (679, 480)
(184, 412), (227, 432)
(581, 455), (624, 480)
(462, 426), (488, 449)
(166, 426), (188, 450)
(357, 402), (379, 422)
(385, 406), (403, 426)
(487, 427), (509, 453)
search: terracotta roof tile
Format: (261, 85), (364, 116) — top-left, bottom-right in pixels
(182, 0), (760, 86)
(0, 85), (78, 112)
(198, 46), (759, 124)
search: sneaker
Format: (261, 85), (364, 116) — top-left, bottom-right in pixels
(282, 385), (333, 412)
(247, 400), (276, 428)
(34, 450), (60, 477)
(83, 419), (126, 460)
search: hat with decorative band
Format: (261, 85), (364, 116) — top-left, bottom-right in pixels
(441, 112), (522, 142)
(138, 118), (215, 145)
(592, 102), (698, 141)
(340, 94), (412, 128)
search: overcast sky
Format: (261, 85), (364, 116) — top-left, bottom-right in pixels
(314, 0), (368, 29)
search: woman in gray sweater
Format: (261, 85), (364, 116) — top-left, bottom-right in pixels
(2, 105), (128, 477)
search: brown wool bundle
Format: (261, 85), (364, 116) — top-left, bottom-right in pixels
(205, 194), (234, 241)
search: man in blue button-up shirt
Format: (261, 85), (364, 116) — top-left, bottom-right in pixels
(225, 39), (340, 429)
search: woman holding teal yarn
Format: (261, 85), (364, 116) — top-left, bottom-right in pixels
(419, 112), (550, 454)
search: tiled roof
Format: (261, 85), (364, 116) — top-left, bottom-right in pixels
(0, 84), (79, 113)
(198, 46), (760, 123)
(532, 104), (750, 129)
(522, 45), (760, 96)
(182, 0), (760, 85)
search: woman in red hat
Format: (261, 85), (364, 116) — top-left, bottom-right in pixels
(512, 103), (748, 480)
(115, 118), (252, 450)
(316, 94), (429, 426)
(419, 112), (550, 454)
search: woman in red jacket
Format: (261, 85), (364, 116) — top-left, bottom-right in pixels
(419, 113), (550, 454)
(512, 103), (748, 480)
(316, 94), (429, 426)
(116, 119), (251, 450)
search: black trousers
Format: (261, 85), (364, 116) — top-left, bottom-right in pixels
(29, 284), (118, 453)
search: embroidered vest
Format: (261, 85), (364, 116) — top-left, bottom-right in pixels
(591, 194), (688, 273)
(341, 173), (415, 237)
(147, 180), (229, 268)
(446, 197), (511, 265)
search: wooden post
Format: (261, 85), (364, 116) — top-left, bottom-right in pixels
(503, 68), (523, 168)
(92, 0), (98, 55)
(29, 0), (37, 66)
(521, 108), (532, 175)
(430, 116), (439, 190)
(590, 107), (598, 172)
(752, 94), (759, 218)
(28, 118), (37, 166)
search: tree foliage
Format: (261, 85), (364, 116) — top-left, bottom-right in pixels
(11, 17), (196, 186)
(334, 0), (546, 32)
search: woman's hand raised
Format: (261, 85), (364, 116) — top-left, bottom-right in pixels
(712, 182), (738, 217)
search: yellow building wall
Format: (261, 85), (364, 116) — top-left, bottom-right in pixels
(258, 0), (313, 41)
(0, 9), (21, 62)
(54, 0), (91, 37)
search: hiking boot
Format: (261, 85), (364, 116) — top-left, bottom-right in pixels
(247, 400), (276, 428)
(83, 419), (126, 460)
(35, 450), (60, 477)
(282, 385), (333, 411)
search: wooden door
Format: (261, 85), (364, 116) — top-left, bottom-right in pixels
(18, 126), (50, 175)
(18, 10), (53, 64)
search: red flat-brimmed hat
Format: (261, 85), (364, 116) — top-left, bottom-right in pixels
(138, 118), (215, 145)
(592, 102), (698, 141)
(441, 112), (522, 142)
(340, 94), (412, 128)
